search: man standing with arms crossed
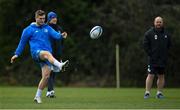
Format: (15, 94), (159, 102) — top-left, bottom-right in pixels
(143, 16), (171, 99)
(11, 10), (68, 103)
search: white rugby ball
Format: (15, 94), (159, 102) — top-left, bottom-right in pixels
(90, 26), (103, 39)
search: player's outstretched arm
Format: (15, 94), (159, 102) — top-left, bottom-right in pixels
(11, 55), (18, 64)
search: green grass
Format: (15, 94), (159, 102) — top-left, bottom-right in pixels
(0, 87), (180, 109)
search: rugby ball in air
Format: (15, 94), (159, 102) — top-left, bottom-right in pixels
(90, 26), (103, 39)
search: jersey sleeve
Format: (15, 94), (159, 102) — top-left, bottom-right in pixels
(48, 26), (63, 40)
(14, 27), (31, 56)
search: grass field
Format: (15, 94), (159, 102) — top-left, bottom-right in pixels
(0, 87), (180, 109)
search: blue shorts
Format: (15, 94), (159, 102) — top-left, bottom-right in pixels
(32, 50), (52, 68)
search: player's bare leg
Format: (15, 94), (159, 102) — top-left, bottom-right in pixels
(39, 51), (69, 70)
(34, 65), (51, 103)
(156, 74), (165, 99)
(144, 74), (154, 99)
(146, 74), (154, 92)
(39, 65), (51, 89)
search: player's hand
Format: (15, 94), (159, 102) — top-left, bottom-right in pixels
(62, 32), (67, 38)
(11, 55), (18, 64)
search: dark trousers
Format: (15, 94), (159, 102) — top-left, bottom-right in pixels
(47, 71), (56, 91)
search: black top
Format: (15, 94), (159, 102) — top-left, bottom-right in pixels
(143, 27), (171, 67)
(48, 23), (64, 59)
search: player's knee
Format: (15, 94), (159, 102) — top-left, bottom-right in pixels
(44, 55), (49, 59)
(41, 52), (50, 59)
(158, 75), (164, 79)
(42, 70), (51, 79)
(147, 74), (154, 80)
(148, 74), (154, 79)
(43, 73), (50, 79)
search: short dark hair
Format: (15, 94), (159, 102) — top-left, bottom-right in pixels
(35, 10), (45, 18)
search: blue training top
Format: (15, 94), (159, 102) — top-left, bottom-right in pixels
(15, 22), (63, 59)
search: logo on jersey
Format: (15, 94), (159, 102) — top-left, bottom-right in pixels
(44, 29), (48, 33)
(154, 35), (158, 40)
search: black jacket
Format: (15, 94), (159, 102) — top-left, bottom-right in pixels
(48, 23), (64, 59)
(143, 27), (171, 67)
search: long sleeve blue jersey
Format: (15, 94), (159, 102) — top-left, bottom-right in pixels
(15, 22), (63, 58)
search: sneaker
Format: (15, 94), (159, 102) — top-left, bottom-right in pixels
(156, 93), (164, 99)
(34, 96), (42, 104)
(144, 93), (150, 99)
(46, 90), (56, 98)
(46, 91), (51, 97)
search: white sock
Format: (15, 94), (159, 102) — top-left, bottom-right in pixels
(157, 91), (162, 95)
(53, 59), (63, 70)
(145, 91), (150, 94)
(35, 89), (42, 97)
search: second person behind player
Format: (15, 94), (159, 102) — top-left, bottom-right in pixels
(46, 11), (68, 98)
